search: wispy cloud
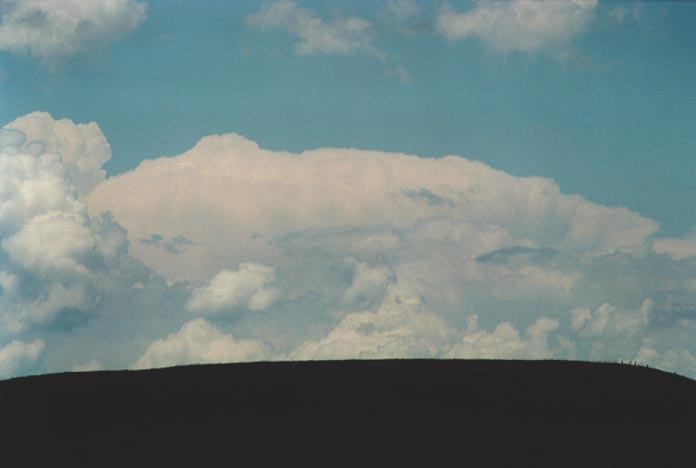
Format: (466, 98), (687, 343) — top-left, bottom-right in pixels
(385, 0), (421, 22)
(247, 0), (414, 83)
(247, 0), (383, 58)
(436, 0), (598, 55)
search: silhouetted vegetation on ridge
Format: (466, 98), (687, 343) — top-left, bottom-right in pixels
(2, 359), (694, 466)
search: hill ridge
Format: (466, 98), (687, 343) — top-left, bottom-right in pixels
(2, 359), (694, 466)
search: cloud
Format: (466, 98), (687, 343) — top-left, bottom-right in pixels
(653, 230), (696, 260)
(0, 0), (147, 65)
(3, 111), (696, 380)
(187, 262), (280, 314)
(85, 127), (696, 379)
(0, 338), (44, 378)
(292, 285), (454, 360)
(636, 346), (696, 376)
(4, 111), (111, 195)
(131, 319), (270, 370)
(247, 0), (382, 58)
(0, 112), (150, 337)
(292, 283), (560, 361)
(342, 258), (394, 305)
(447, 315), (560, 360)
(386, 0), (420, 22)
(246, 1), (415, 83)
(436, 0), (597, 54)
(570, 307), (592, 332)
(88, 132), (658, 283)
(4, 212), (98, 275)
(570, 299), (655, 362)
(139, 233), (193, 256)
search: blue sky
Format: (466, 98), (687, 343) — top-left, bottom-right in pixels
(2, 1), (696, 379)
(2, 0), (695, 235)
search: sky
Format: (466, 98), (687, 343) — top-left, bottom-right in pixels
(1, 0), (696, 379)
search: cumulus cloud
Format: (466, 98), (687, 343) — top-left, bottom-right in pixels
(570, 299), (656, 362)
(247, 0), (382, 58)
(636, 346), (696, 376)
(0, 0), (146, 65)
(131, 319), (270, 370)
(292, 285), (454, 360)
(0, 112), (147, 336)
(0, 338), (44, 378)
(187, 262), (280, 314)
(448, 315), (560, 360)
(292, 284), (560, 361)
(3, 111), (111, 194)
(436, 0), (597, 54)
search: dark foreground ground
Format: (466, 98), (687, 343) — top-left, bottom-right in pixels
(2, 359), (695, 466)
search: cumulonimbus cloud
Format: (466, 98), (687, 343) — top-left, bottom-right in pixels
(4, 111), (696, 380)
(86, 127), (696, 378)
(88, 131), (658, 282)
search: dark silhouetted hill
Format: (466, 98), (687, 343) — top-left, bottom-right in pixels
(1, 359), (694, 466)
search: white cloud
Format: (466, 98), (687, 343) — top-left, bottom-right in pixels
(292, 285), (454, 360)
(436, 0), (597, 54)
(292, 283), (561, 361)
(0, 338), (44, 378)
(574, 300), (651, 340)
(342, 258), (394, 305)
(447, 315), (560, 360)
(247, 0), (382, 58)
(0, 0), (147, 65)
(131, 319), (270, 370)
(470, 257), (580, 302)
(636, 346), (696, 376)
(386, 0), (420, 22)
(88, 132), (657, 284)
(187, 262), (280, 314)
(653, 231), (696, 260)
(4, 111), (111, 195)
(4, 212), (95, 275)
(570, 307), (592, 332)
(571, 299), (654, 362)
(0, 112), (140, 334)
